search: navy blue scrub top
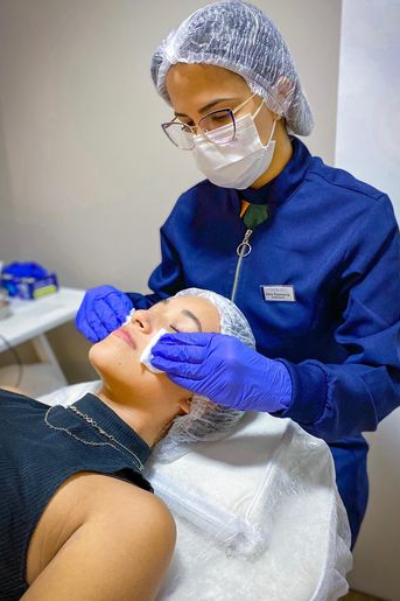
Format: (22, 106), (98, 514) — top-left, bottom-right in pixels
(127, 136), (400, 546)
(0, 390), (152, 599)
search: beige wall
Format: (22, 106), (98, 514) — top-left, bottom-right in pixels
(0, 100), (18, 258)
(0, 0), (342, 381)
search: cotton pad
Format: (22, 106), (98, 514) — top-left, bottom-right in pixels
(140, 328), (168, 374)
(123, 307), (136, 326)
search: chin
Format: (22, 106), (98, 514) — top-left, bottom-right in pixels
(88, 337), (118, 378)
(88, 338), (152, 397)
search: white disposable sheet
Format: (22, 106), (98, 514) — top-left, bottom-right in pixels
(39, 381), (352, 600)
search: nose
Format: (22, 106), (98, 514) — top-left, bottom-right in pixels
(132, 310), (153, 335)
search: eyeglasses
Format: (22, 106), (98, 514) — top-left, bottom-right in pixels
(161, 93), (260, 151)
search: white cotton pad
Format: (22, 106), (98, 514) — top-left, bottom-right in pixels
(140, 328), (168, 374)
(123, 307), (136, 326)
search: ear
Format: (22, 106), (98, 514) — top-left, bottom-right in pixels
(177, 396), (192, 415)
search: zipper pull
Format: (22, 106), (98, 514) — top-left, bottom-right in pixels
(236, 228), (253, 258)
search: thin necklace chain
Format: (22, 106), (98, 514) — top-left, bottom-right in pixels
(44, 404), (145, 471)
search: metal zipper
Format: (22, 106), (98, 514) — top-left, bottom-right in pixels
(231, 228), (253, 303)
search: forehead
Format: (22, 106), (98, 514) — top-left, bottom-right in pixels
(166, 63), (249, 107)
(153, 295), (220, 332)
(167, 63), (247, 87)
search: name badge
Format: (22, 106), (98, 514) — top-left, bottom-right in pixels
(261, 285), (296, 302)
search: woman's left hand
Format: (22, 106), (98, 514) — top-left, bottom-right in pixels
(151, 332), (292, 413)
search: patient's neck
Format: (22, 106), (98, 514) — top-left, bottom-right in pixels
(95, 385), (175, 448)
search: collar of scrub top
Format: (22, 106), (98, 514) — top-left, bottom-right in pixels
(237, 136), (313, 221)
(52, 393), (152, 464)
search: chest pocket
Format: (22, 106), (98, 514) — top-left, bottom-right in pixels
(260, 282), (315, 337)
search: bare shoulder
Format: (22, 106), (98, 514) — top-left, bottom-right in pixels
(26, 471), (174, 586)
(0, 385), (28, 395)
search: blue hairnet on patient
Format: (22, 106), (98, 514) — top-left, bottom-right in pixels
(151, 0), (314, 136)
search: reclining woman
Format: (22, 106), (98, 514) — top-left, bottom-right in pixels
(0, 288), (255, 601)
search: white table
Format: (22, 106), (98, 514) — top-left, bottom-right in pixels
(0, 287), (85, 385)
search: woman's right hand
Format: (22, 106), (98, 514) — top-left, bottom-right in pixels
(75, 285), (133, 342)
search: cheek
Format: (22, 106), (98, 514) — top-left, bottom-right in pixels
(157, 374), (190, 398)
(89, 338), (139, 381)
(89, 337), (192, 401)
(88, 338), (167, 395)
(130, 368), (189, 399)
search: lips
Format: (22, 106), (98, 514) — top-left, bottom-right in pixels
(112, 327), (137, 350)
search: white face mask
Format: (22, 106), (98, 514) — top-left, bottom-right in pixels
(193, 105), (277, 190)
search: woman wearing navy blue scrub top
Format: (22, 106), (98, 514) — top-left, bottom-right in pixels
(76, 1), (400, 548)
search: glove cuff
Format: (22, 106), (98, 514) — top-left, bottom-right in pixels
(270, 359), (327, 425)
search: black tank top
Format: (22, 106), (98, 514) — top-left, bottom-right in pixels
(0, 389), (153, 599)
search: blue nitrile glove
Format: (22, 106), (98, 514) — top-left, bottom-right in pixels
(151, 332), (292, 412)
(75, 285), (133, 343)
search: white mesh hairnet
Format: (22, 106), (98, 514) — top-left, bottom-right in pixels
(153, 287), (256, 462)
(151, 0), (314, 136)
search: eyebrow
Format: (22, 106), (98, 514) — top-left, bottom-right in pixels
(174, 97), (240, 119)
(181, 309), (203, 332)
(160, 298), (203, 332)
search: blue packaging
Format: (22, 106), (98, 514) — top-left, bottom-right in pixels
(0, 272), (59, 300)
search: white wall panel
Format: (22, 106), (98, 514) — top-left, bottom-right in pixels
(336, 2), (400, 599)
